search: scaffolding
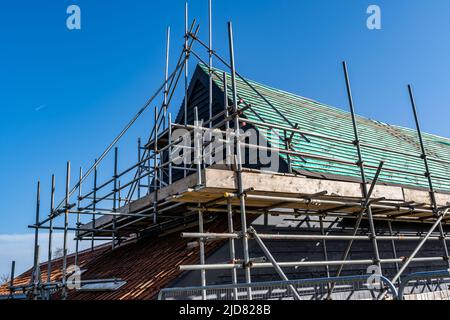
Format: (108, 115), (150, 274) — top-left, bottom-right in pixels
(7, 1), (450, 301)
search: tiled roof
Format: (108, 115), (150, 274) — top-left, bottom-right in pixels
(0, 245), (109, 297)
(200, 64), (450, 192)
(0, 216), (230, 300)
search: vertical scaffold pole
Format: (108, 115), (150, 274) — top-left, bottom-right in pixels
(194, 107), (202, 186)
(183, 2), (189, 178)
(387, 220), (400, 284)
(194, 90), (205, 298)
(184, 2), (189, 128)
(91, 159), (97, 251)
(284, 130), (292, 173)
(223, 72), (232, 166)
(148, 134), (152, 196)
(164, 26), (171, 130)
(159, 138), (164, 189)
(227, 198), (238, 300)
(342, 61), (382, 273)
(62, 161), (70, 300)
(47, 174), (55, 282)
(9, 260), (15, 297)
(168, 113), (173, 185)
(118, 181), (122, 207)
(208, 0), (213, 127)
(153, 106), (159, 224)
(198, 205), (206, 300)
(137, 138), (141, 199)
(32, 246), (40, 300)
(112, 147), (118, 249)
(408, 84), (450, 268)
(223, 72), (229, 129)
(75, 167), (83, 266)
(32, 181), (41, 299)
(319, 216), (331, 279)
(32, 181), (40, 283)
(228, 21), (252, 299)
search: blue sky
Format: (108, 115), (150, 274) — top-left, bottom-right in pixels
(2, 0), (450, 275)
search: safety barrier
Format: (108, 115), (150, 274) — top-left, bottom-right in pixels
(158, 275), (398, 300)
(398, 269), (450, 300)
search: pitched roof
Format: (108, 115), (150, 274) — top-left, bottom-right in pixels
(0, 216), (230, 300)
(0, 244), (109, 297)
(199, 64), (450, 192)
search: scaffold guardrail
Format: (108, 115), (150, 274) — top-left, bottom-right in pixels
(158, 275), (398, 301)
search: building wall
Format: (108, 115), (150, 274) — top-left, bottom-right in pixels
(170, 215), (450, 290)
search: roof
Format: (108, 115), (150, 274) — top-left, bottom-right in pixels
(198, 64), (450, 192)
(0, 216), (230, 300)
(0, 244), (109, 297)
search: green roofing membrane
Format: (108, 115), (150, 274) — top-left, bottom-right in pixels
(199, 64), (450, 193)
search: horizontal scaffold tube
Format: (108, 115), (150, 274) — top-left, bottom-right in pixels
(181, 232), (445, 242)
(223, 193), (435, 215)
(238, 117), (450, 167)
(241, 143), (450, 182)
(179, 256), (446, 271)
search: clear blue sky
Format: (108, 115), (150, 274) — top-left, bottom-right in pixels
(2, 0), (450, 238)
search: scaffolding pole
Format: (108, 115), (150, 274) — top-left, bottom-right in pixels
(342, 61), (382, 275)
(32, 180), (40, 289)
(91, 159), (97, 251)
(153, 107), (159, 224)
(137, 138), (141, 198)
(208, 0), (213, 127)
(184, 1), (189, 128)
(75, 167), (83, 266)
(387, 220), (401, 285)
(198, 205), (207, 300)
(9, 261), (15, 298)
(319, 216), (331, 280)
(408, 84), (450, 268)
(113, 147), (118, 249)
(180, 256), (448, 271)
(62, 161), (70, 300)
(249, 227), (301, 300)
(47, 175), (55, 282)
(226, 198), (238, 299)
(228, 21), (252, 299)
(32, 245), (40, 300)
(164, 26), (171, 129)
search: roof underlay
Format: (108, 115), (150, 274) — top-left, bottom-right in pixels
(199, 64), (450, 193)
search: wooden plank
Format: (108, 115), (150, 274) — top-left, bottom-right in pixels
(81, 168), (450, 232)
(205, 169), (405, 200)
